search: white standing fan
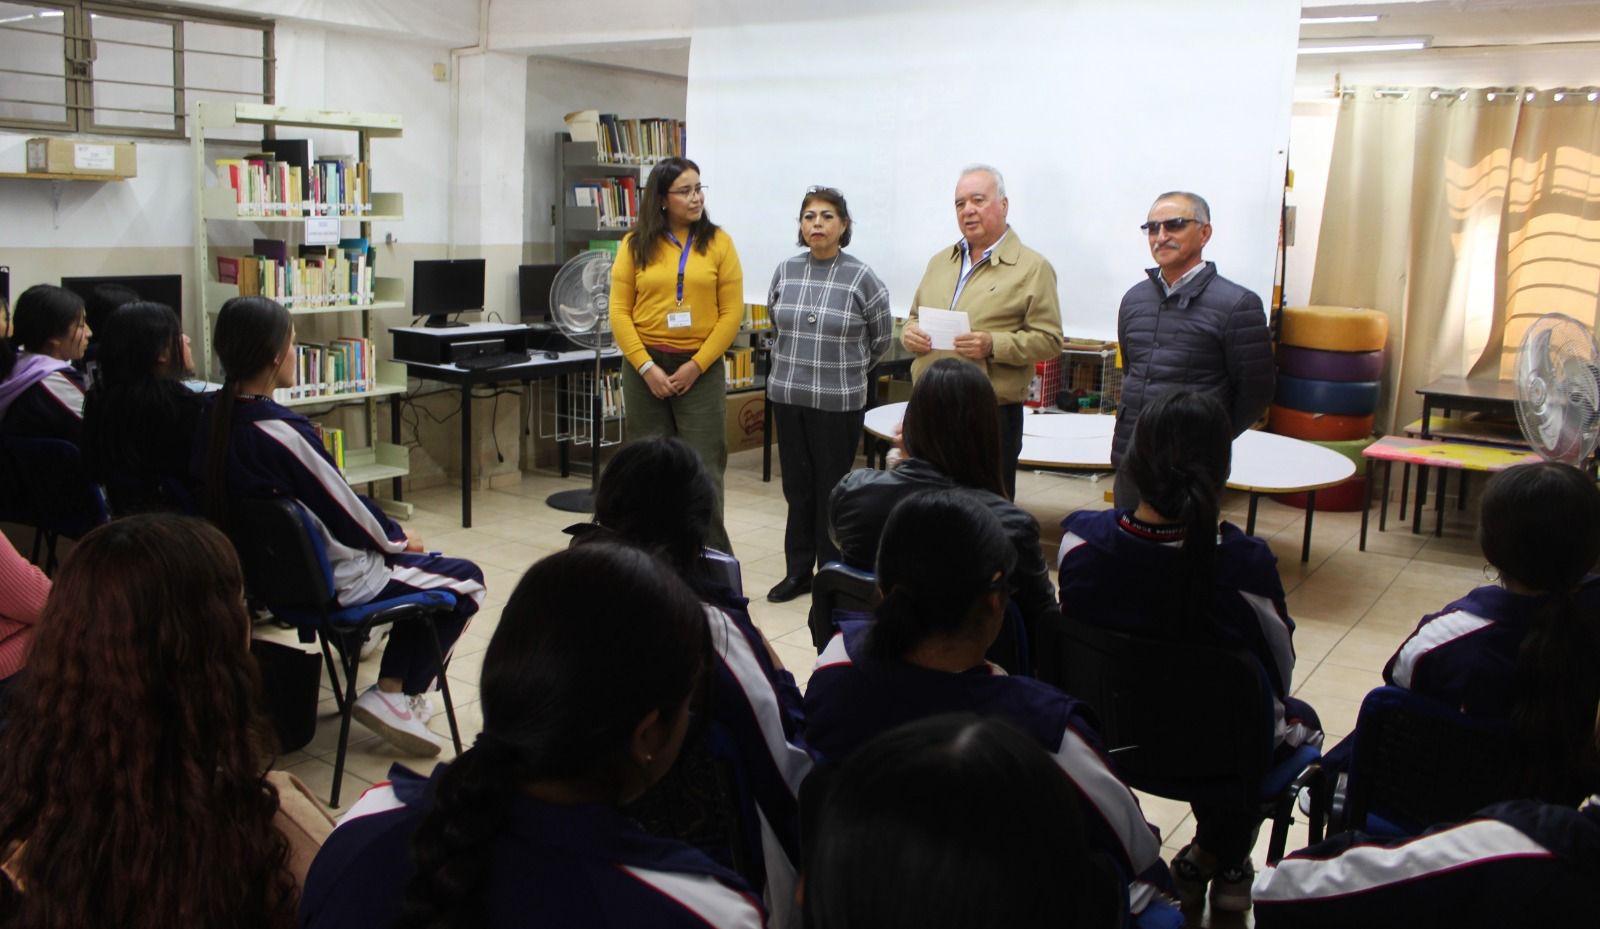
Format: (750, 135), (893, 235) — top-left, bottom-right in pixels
(545, 249), (617, 513)
(1513, 312), (1600, 466)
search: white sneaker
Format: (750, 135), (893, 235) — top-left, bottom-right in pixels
(358, 627), (390, 662)
(352, 686), (442, 757)
(407, 693), (434, 726)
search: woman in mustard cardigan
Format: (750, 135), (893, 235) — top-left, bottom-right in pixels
(609, 156), (744, 552)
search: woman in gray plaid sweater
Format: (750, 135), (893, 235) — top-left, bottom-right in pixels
(764, 187), (893, 603)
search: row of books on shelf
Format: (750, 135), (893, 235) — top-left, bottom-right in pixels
(219, 238), (377, 308)
(274, 337), (378, 402)
(571, 176), (639, 229)
(724, 347), (758, 389)
(215, 144), (371, 217)
(309, 424), (347, 472)
(742, 304), (771, 331)
(565, 111), (686, 164)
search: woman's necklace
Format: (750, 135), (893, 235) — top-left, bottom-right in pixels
(798, 252), (843, 325)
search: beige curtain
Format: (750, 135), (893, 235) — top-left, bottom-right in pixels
(1310, 87), (1600, 432)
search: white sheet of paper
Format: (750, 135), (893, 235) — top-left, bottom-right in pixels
(918, 306), (971, 350)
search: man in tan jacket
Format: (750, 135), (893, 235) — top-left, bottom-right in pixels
(903, 164), (1063, 498)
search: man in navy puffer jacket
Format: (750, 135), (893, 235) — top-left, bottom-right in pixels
(1113, 192), (1274, 508)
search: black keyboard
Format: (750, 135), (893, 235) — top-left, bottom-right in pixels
(454, 351), (531, 371)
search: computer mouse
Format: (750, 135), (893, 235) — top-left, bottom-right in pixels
(542, 350), (560, 360)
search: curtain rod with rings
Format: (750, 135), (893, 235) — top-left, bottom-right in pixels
(1336, 84), (1600, 103)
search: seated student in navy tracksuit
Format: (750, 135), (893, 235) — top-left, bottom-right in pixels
(1252, 710), (1600, 929)
(805, 714), (1126, 929)
(1380, 460), (1600, 804)
(82, 301), (203, 514)
(567, 436), (809, 927)
(195, 296), (484, 759)
(299, 545), (765, 929)
(0, 284), (91, 445)
(1056, 390), (1323, 915)
(806, 489), (1177, 928)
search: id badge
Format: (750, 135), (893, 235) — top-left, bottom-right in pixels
(667, 308), (693, 329)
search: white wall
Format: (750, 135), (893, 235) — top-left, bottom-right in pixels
(688, 0), (1299, 341)
(167, 0), (479, 46)
(0, 23), (456, 256)
(490, 0), (690, 51)
(523, 57), (688, 249)
(1286, 42), (1600, 308)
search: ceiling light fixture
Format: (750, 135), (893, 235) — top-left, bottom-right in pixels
(1300, 15), (1382, 25)
(1298, 37), (1430, 55)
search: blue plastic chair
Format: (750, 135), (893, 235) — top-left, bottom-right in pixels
(0, 435), (110, 573)
(1055, 621), (1321, 863)
(225, 496), (463, 807)
(1324, 686), (1521, 841)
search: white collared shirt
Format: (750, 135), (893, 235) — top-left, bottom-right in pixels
(1159, 261), (1206, 296)
(953, 229), (1008, 308)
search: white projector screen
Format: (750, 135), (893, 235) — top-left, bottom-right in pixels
(687, 0), (1299, 341)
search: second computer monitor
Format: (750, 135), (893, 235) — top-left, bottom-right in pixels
(518, 263), (562, 323)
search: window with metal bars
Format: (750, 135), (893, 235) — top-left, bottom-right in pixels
(0, 0), (272, 139)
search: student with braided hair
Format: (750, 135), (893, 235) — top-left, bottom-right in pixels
(299, 545), (763, 929)
(1056, 389), (1322, 914)
(806, 490), (1175, 927)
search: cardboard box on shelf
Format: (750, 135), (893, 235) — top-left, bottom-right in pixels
(25, 138), (137, 177)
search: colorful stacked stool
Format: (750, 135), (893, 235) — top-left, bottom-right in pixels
(1269, 306), (1388, 511)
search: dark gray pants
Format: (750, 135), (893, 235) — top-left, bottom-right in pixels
(772, 401), (863, 578)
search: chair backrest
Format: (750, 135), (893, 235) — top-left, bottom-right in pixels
(1345, 686), (1522, 835)
(225, 497), (337, 621)
(0, 435), (110, 538)
(1056, 621), (1274, 796)
(808, 561), (879, 651)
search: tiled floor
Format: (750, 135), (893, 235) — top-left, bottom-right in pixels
(271, 444), (1488, 925)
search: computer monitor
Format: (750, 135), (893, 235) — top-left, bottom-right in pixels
(518, 263), (562, 323)
(60, 273), (184, 330)
(413, 258), (486, 328)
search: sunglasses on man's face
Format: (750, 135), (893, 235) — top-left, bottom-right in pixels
(1140, 217), (1203, 235)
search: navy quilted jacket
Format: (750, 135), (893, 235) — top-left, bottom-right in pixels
(1112, 262), (1274, 465)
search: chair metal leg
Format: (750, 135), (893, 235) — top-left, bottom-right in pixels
(319, 637), (347, 712)
(1379, 460), (1392, 533)
(1360, 460), (1375, 551)
(427, 615), (464, 753)
(1399, 462), (1410, 517)
(1412, 465), (1428, 534)
(329, 640), (360, 808)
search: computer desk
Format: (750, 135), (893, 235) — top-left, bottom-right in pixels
(403, 348), (623, 528)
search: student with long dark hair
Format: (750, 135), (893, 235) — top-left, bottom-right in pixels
(1056, 389), (1322, 914)
(571, 436), (810, 926)
(804, 714), (1122, 929)
(0, 514), (334, 928)
(1382, 460), (1600, 803)
(299, 545), (764, 929)
(82, 301), (201, 514)
(0, 284), (91, 444)
(829, 356), (1061, 673)
(609, 156), (744, 553)
(807, 490), (1172, 926)
(195, 296), (484, 758)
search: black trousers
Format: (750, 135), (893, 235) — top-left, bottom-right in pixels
(772, 401), (864, 578)
(999, 402), (1024, 500)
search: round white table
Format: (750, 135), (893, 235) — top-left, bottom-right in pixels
(863, 403), (1356, 561)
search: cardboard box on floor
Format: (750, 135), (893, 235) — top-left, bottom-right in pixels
(726, 391), (766, 453)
